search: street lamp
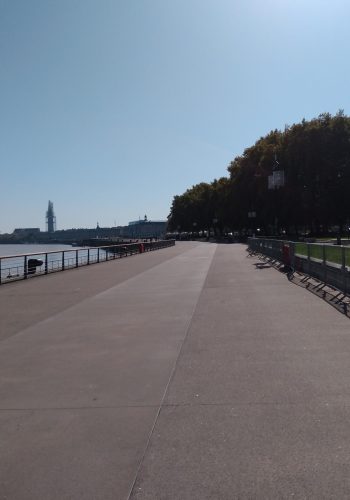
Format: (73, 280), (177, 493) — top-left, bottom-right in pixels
(192, 222), (197, 240)
(248, 211), (256, 236)
(212, 218), (218, 238)
(268, 155), (285, 235)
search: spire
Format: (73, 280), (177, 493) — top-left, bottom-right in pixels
(46, 201), (56, 233)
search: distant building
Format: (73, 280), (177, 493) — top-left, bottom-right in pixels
(5, 211), (167, 244)
(128, 215), (148, 226)
(46, 201), (56, 233)
(13, 228), (40, 236)
(126, 218), (167, 239)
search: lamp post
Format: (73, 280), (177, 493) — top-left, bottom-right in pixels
(268, 157), (285, 236)
(247, 211), (256, 237)
(212, 218), (218, 238)
(177, 225), (181, 241)
(192, 222), (197, 240)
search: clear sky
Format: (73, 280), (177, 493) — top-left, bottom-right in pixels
(1, 0), (349, 233)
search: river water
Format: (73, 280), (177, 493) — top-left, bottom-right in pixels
(0, 244), (75, 257)
(0, 244), (108, 282)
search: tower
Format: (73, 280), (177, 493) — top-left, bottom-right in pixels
(46, 200), (56, 233)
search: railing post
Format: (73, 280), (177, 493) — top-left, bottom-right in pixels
(341, 245), (346, 293)
(24, 255), (27, 279)
(323, 245), (327, 283)
(87, 248), (90, 265)
(290, 241), (295, 270)
(97, 248), (100, 263)
(307, 243), (311, 275)
(45, 253), (48, 274)
(76, 250), (79, 268)
(62, 251), (65, 271)
(0, 258), (2, 284)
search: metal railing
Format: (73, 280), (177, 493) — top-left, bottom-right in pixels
(0, 240), (175, 285)
(248, 238), (350, 295)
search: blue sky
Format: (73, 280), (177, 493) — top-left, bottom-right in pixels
(1, 0), (349, 233)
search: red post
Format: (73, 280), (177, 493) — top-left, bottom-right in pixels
(282, 243), (290, 266)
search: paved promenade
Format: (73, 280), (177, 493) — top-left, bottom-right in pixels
(1, 242), (350, 499)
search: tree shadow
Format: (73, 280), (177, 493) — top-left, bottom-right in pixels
(254, 262), (271, 269)
(249, 249), (350, 318)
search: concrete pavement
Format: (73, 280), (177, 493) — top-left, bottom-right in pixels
(1, 242), (350, 499)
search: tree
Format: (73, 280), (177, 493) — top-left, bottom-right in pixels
(168, 112), (350, 237)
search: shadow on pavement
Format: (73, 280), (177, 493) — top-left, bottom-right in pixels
(247, 249), (350, 319)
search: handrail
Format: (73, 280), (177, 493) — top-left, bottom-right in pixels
(0, 240), (176, 285)
(248, 237), (349, 295)
(0, 241), (156, 260)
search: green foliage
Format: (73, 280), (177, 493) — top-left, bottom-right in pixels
(168, 112), (350, 236)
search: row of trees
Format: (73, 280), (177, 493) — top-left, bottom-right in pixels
(168, 112), (350, 236)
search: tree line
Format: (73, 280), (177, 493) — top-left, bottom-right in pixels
(168, 111), (350, 237)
